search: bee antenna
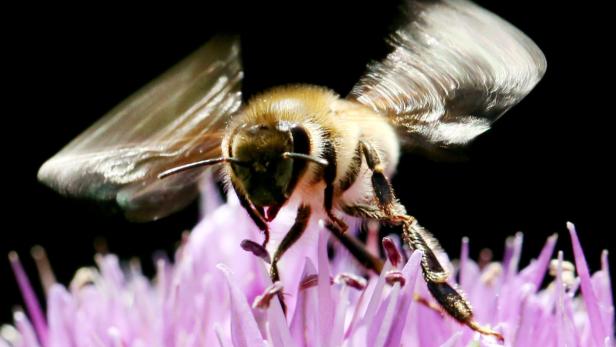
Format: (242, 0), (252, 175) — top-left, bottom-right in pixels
(158, 157), (247, 179)
(282, 152), (328, 167)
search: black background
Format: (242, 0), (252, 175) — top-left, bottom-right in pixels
(3, 1), (613, 324)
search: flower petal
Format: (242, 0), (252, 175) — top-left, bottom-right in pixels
(14, 311), (41, 347)
(439, 331), (462, 347)
(316, 229), (334, 347)
(217, 264), (266, 347)
(368, 284), (399, 347)
(514, 295), (543, 347)
(9, 252), (47, 346)
(360, 260), (393, 328)
(528, 234), (558, 291)
(215, 323), (233, 347)
(459, 237), (472, 290)
(47, 285), (75, 347)
(329, 285), (349, 347)
(568, 222), (608, 345)
(592, 250), (614, 339)
(254, 262), (296, 347)
(289, 259), (319, 347)
(555, 251), (580, 347)
(384, 250), (422, 347)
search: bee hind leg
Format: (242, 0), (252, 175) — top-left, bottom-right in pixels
(359, 140), (449, 280)
(359, 140), (398, 215)
(359, 140), (503, 340)
(330, 205), (458, 315)
(402, 218), (503, 340)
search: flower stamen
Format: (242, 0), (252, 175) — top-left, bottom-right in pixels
(300, 274), (336, 290)
(300, 274), (319, 290)
(252, 281), (284, 309)
(30, 245), (56, 296)
(549, 258), (577, 289)
(382, 237), (402, 268)
(385, 270), (405, 287)
(334, 273), (367, 290)
(240, 239), (271, 264)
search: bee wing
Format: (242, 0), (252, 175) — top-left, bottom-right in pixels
(38, 35), (242, 221)
(349, 0), (546, 154)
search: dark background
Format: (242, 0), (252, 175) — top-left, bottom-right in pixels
(4, 1), (613, 324)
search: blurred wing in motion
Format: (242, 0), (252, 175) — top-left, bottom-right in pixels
(38, 35), (243, 221)
(349, 0), (546, 154)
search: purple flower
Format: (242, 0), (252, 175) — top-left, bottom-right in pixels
(4, 189), (614, 347)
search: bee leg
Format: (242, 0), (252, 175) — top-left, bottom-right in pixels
(358, 142), (450, 288)
(254, 206), (271, 246)
(342, 203), (400, 221)
(358, 142), (502, 339)
(346, 205), (502, 338)
(269, 204), (312, 313)
(359, 141), (397, 214)
(321, 138), (348, 232)
(328, 207), (461, 315)
(325, 220), (384, 273)
(399, 216), (503, 340)
(270, 204), (311, 281)
(234, 183), (270, 246)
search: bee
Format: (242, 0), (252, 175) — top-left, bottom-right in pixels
(38, 0), (545, 339)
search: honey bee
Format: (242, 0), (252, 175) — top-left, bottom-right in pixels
(38, 0), (545, 338)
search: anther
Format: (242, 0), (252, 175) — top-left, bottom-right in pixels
(299, 274), (334, 290)
(252, 282), (284, 309)
(240, 239), (271, 264)
(382, 237), (402, 268)
(31, 245), (56, 295)
(479, 263), (503, 286)
(549, 258), (577, 289)
(385, 270), (406, 287)
(478, 248), (493, 269)
(334, 273), (368, 290)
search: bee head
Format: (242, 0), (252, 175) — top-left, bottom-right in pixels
(230, 123), (296, 209)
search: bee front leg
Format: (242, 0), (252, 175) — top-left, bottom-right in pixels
(270, 204), (311, 283)
(233, 182), (270, 247)
(267, 204), (311, 314)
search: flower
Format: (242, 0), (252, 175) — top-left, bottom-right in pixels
(4, 188), (614, 347)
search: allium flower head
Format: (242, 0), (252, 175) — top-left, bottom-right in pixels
(3, 189), (614, 347)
